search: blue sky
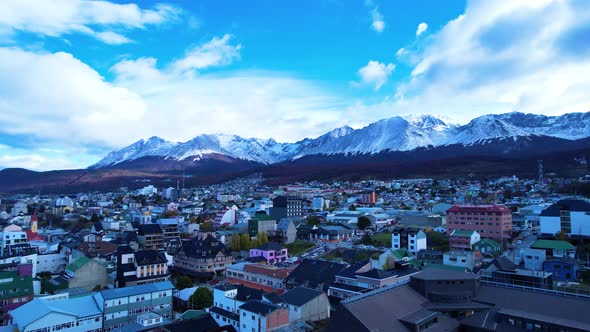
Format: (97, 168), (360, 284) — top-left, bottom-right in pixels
(1, 0), (590, 170)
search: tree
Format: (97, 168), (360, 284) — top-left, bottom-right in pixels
(175, 275), (193, 290)
(90, 213), (100, 224)
(357, 216), (371, 230)
(307, 216), (321, 226)
(239, 233), (251, 251)
(257, 232), (268, 246)
(189, 287), (213, 309)
(199, 221), (214, 232)
(230, 236), (241, 252)
(162, 210), (179, 218)
(556, 230), (568, 241)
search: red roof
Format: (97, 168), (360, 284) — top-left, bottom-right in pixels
(447, 205), (511, 214)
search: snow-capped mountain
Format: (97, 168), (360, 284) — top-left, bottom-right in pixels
(90, 111), (590, 169)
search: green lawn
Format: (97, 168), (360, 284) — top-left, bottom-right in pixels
(372, 232), (392, 247)
(286, 240), (316, 256)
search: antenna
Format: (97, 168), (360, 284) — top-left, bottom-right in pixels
(537, 160), (543, 186)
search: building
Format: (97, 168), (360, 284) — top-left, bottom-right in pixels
(137, 224), (164, 251)
(360, 192), (378, 205)
(443, 250), (482, 271)
(0, 268), (34, 325)
(173, 234), (234, 279)
(116, 246), (170, 288)
(530, 239), (576, 258)
(329, 268), (590, 332)
(211, 284), (264, 330)
(449, 229), (481, 250)
(286, 259), (348, 291)
(269, 196), (305, 221)
(214, 206), (239, 226)
(310, 225), (354, 242)
(272, 219), (297, 244)
(391, 228), (427, 255)
(543, 258), (578, 282)
(522, 248), (546, 271)
(540, 199), (590, 236)
(473, 238), (501, 255)
(248, 216), (277, 238)
(156, 218), (181, 251)
(239, 300), (290, 332)
(249, 243), (288, 264)
(45, 257), (108, 293)
(0, 224), (28, 256)
(11, 294), (103, 332)
(446, 204), (512, 241)
(225, 262), (291, 293)
(278, 287), (330, 323)
(312, 196), (325, 211)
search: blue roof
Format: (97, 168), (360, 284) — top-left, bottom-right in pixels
(99, 281), (174, 300)
(12, 295), (101, 330)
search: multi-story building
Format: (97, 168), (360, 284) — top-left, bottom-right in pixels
(0, 267), (33, 325)
(173, 234), (234, 279)
(391, 227), (427, 255)
(94, 281), (174, 331)
(249, 243), (288, 264)
(0, 224), (28, 256)
(248, 216), (277, 238)
(116, 246), (170, 288)
(156, 218), (181, 251)
(446, 205), (512, 241)
(269, 196), (305, 221)
(449, 229), (480, 250)
(443, 250), (482, 271)
(239, 300), (290, 332)
(137, 224), (164, 251)
(312, 196), (325, 211)
(540, 199), (590, 236)
(360, 192), (378, 205)
(225, 262), (291, 292)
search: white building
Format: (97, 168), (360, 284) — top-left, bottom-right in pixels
(443, 250), (479, 271)
(540, 200), (590, 236)
(523, 248), (546, 271)
(312, 196), (325, 211)
(0, 224), (28, 256)
(391, 228), (427, 256)
(11, 202), (28, 217)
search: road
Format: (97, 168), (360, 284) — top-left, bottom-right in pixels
(502, 231), (537, 264)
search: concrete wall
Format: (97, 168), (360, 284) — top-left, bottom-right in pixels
(69, 259), (107, 291)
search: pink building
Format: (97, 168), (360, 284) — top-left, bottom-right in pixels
(446, 205), (512, 241)
(449, 230), (481, 250)
(249, 242), (288, 264)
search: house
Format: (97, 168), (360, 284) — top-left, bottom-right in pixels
(137, 224), (164, 251)
(522, 248), (546, 270)
(442, 250), (482, 271)
(540, 199), (590, 236)
(446, 205), (512, 241)
(311, 225), (354, 242)
(274, 219), (297, 244)
(116, 246), (170, 287)
(530, 239), (576, 258)
(280, 287), (330, 323)
(286, 259), (348, 291)
(239, 300), (290, 332)
(473, 238), (501, 255)
(543, 258), (578, 282)
(45, 257), (107, 293)
(449, 229), (480, 250)
(248, 216), (277, 238)
(172, 286), (198, 312)
(391, 227), (427, 255)
(156, 218), (182, 251)
(0, 268), (34, 326)
(211, 284), (264, 330)
(173, 234), (234, 280)
(249, 242), (288, 264)
(367, 213), (391, 228)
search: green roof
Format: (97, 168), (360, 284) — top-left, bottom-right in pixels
(179, 310), (209, 320)
(475, 238), (500, 247)
(391, 248), (409, 260)
(0, 271), (34, 299)
(450, 229), (476, 237)
(66, 257), (91, 272)
(531, 239), (575, 251)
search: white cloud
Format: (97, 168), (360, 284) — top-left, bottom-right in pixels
(416, 22), (428, 36)
(171, 34), (241, 73)
(388, 0), (590, 122)
(356, 60), (395, 90)
(0, 0), (180, 44)
(371, 8), (385, 33)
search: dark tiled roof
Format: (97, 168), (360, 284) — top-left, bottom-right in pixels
(135, 250), (167, 266)
(287, 259), (348, 291)
(541, 199), (590, 216)
(281, 287), (324, 307)
(158, 315), (234, 332)
(239, 300), (280, 315)
(210, 306), (239, 321)
(262, 292), (284, 304)
(177, 234), (231, 259)
(137, 224), (163, 235)
(356, 269), (395, 280)
(256, 242), (283, 251)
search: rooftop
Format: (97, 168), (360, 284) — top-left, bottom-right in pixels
(531, 239), (576, 251)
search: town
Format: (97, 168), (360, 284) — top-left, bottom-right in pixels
(0, 173), (590, 332)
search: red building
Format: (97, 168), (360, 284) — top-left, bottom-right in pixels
(361, 192), (378, 205)
(446, 205), (512, 241)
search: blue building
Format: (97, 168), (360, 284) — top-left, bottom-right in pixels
(543, 258), (578, 282)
